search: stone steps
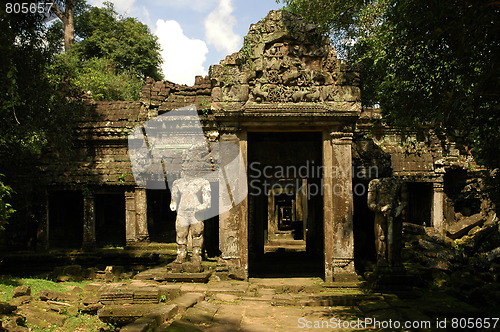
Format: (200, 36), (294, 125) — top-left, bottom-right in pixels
(271, 293), (384, 307)
(134, 268), (212, 283)
(99, 292), (205, 331)
(99, 283), (182, 305)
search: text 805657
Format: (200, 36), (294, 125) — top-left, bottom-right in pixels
(5, 2), (53, 14)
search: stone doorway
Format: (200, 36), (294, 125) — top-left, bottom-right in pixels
(95, 193), (126, 247)
(48, 191), (83, 248)
(147, 189), (176, 243)
(407, 182), (433, 226)
(353, 179), (376, 274)
(247, 132), (324, 277)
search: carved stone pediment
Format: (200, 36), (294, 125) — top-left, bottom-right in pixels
(209, 10), (361, 116)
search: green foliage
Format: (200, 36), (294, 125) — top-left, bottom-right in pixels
(278, 0), (500, 169)
(0, 175), (15, 229)
(74, 1), (162, 80)
(0, 1), (86, 231)
(50, 52), (143, 100)
(47, 1), (163, 101)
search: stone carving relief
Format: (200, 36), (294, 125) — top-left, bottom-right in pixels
(210, 10), (360, 108)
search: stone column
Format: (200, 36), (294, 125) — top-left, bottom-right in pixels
(267, 190), (277, 242)
(329, 131), (356, 282)
(135, 188), (149, 242)
(83, 192), (96, 249)
(218, 129), (248, 280)
(36, 191), (49, 250)
(432, 182), (445, 234)
(323, 131), (335, 282)
(125, 190), (137, 244)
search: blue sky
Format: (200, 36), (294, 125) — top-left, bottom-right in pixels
(88, 0), (283, 85)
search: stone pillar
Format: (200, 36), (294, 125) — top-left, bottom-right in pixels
(323, 131), (335, 282)
(135, 188), (149, 242)
(328, 131), (356, 282)
(36, 191), (49, 250)
(267, 190), (276, 241)
(218, 129), (248, 280)
(432, 182), (445, 234)
(125, 190), (137, 244)
(83, 192), (96, 249)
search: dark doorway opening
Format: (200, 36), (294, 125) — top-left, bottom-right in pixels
(248, 132), (323, 277)
(49, 191), (83, 248)
(352, 179), (376, 274)
(407, 182), (432, 226)
(204, 182), (220, 258)
(147, 190), (176, 243)
(95, 194), (126, 247)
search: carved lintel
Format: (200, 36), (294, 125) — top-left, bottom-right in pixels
(433, 181), (444, 191)
(333, 258), (354, 268)
(330, 131), (353, 144)
(219, 132), (238, 142)
(206, 130), (220, 142)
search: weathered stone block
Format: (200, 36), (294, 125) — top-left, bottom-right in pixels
(10, 295), (32, 306)
(39, 290), (78, 303)
(447, 213), (485, 239)
(172, 292), (204, 312)
(0, 302), (17, 314)
(12, 285), (31, 298)
(98, 304), (164, 326)
(158, 285), (182, 301)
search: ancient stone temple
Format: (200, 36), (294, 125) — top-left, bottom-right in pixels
(32, 10), (484, 282)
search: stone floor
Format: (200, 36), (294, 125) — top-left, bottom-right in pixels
(151, 276), (489, 332)
(161, 296), (364, 332)
(91, 273), (488, 332)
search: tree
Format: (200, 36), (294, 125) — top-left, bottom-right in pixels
(46, 0), (75, 51)
(0, 175), (15, 230)
(0, 0), (85, 231)
(48, 1), (163, 100)
(74, 2), (162, 80)
(278, 0), (500, 169)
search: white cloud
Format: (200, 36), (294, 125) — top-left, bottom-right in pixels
(151, 0), (218, 13)
(87, 0), (135, 13)
(204, 0), (241, 54)
(156, 20), (208, 86)
(86, 1), (148, 22)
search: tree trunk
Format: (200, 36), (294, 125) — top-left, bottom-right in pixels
(48, 0), (74, 51)
(63, 0), (74, 51)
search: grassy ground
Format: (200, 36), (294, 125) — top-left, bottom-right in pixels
(0, 276), (114, 331)
(0, 276), (91, 302)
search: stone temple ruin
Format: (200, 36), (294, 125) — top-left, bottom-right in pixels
(21, 10), (495, 282)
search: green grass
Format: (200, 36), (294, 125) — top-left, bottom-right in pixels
(0, 276), (114, 331)
(23, 313), (114, 332)
(61, 314), (114, 331)
(0, 276), (91, 302)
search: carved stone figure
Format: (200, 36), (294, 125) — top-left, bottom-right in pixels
(170, 175), (211, 267)
(367, 178), (408, 268)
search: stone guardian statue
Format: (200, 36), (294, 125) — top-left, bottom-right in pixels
(367, 177), (408, 269)
(170, 175), (211, 269)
